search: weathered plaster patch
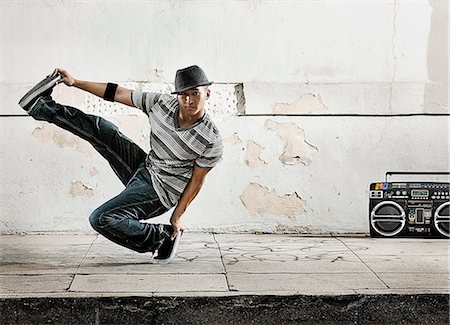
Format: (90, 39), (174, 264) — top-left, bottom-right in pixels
(275, 223), (324, 235)
(70, 181), (94, 197)
(245, 140), (267, 168)
(114, 116), (151, 152)
(224, 133), (243, 144)
(240, 183), (306, 219)
(52, 85), (86, 109)
(32, 124), (94, 156)
(265, 120), (318, 165)
(89, 167), (99, 177)
(273, 93), (326, 114)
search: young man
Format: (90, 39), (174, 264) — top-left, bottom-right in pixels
(19, 65), (223, 263)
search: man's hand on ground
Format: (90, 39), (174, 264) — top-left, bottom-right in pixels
(170, 219), (186, 241)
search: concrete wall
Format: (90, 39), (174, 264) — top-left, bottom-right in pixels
(1, 0), (448, 234)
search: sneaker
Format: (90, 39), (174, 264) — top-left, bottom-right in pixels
(153, 226), (182, 264)
(19, 73), (62, 111)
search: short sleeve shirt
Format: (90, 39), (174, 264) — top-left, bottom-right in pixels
(131, 90), (223, 208)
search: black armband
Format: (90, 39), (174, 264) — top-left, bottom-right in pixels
(103, 83), (118, 102)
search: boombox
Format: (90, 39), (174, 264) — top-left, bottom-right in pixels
(369, 172), (449, 238)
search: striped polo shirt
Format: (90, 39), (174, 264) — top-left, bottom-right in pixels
(131, 90), (223, 209)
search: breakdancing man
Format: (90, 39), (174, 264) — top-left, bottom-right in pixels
(19, 65), (223, 263)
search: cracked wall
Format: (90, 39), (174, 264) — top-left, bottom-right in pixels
(1, 1), (447, 234)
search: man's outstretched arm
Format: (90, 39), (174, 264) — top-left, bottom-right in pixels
(170, 164), (211, 240)
(51, 68), (135, 107)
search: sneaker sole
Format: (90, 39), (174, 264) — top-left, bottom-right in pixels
(19, 74), (62, 109)
(151, 231), (182, 265)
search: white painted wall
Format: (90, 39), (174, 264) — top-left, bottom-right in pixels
(1, 0), (448, 234)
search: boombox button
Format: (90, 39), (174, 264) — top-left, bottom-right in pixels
(436, 196), (441, 199)
(446, 196), (449, 199)
(432, 196), (436, 199)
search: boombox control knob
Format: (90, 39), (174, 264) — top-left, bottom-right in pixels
(396, 191), (401, 195)
(402, 191), (407, 195)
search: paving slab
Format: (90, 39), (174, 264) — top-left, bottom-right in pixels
(227, 272), (386, 294)
(0, 235), (95, 274)
(69, 274), (228, 293)
(216, 233), (371, 274)
(356, 254), (449, 274)
(0, 275), (73, 294)
(376, 272), (449, 289)
(339, 237), (450, 256)
(78, 233), (224, 274)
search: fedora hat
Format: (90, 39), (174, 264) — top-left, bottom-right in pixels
(172, 65), (213, 94)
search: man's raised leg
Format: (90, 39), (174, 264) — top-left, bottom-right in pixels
(23, 95), (146, 185)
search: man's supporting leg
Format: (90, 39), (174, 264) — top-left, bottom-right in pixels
(89, 166), (170, 253)
(25, 95), (145, 185)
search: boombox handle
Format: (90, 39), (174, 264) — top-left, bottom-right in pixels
(385, 171), (450, 182)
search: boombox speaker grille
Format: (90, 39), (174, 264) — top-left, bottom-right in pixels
(370, 201), (406, 237)
(434, 202), (450, 238)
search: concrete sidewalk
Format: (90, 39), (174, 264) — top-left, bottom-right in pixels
(0, 233), (448, 297)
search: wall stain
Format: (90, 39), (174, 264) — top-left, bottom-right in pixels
(273, 93), (326, 114)
(240, 183), (306, 219)
(70, 181), (94, 197)
(114, 116), (150, 152)
(265, 120), (318, 165)
(245, 140), (267, 168)
(275, 223), (324, 234)
(89, 167), (99, 177)
(32, 124), (94, 156)
(224, 133), (243, 144)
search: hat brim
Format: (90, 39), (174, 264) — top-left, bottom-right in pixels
(171, 82), (213, 94)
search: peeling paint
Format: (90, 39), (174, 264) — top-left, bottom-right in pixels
(52, 85), (86, 109)
(265, 120), (318, 165)
(70, 181), (94, 197)
(273, 93), (326, 114)
(224, 134), (243, 144)
(32, 124), (94, 156)
(113, 116), (151, 152)
(89, 167), (99, 177)
(245, 140), (267, 168)
(240, 183), (306, 219)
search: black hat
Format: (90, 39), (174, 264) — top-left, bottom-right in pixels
(172, 65), (213, 94)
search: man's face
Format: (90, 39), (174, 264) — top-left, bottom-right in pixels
(177, 86), (210, 118)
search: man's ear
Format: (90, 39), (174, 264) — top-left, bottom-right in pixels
(205, 87), (211, 99)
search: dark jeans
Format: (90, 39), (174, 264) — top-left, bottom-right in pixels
(27, 96), (170, 253)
